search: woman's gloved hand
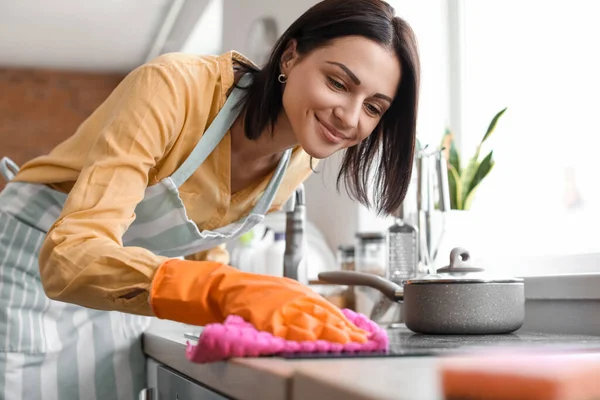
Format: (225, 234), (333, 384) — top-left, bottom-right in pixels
(150, 259), (368, 344)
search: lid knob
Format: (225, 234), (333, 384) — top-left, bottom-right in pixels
(436, 247), (485, 274)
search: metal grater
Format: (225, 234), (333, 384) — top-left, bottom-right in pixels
(387, 203), (419, 284)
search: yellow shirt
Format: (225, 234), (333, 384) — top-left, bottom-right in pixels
(13, 51), (313, 315)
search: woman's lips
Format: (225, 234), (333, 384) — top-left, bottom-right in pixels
(316, 116), (346, 144)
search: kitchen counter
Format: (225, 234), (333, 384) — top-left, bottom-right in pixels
(143, 320), (600, 400)
(143, 319), (295, 400)
(292, 357), (442, 400)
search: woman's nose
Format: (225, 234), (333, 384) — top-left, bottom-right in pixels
(333, 100), (361, 130)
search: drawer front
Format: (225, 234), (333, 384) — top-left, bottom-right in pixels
(157, 365), (231, 400)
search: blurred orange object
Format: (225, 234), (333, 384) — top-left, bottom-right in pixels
(441, 352), (600, 400)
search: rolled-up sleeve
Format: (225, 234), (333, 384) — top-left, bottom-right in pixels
(185, 244), (230, 264)
(39, 63), (185, 315)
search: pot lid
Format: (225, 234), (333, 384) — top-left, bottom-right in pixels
(405, 247), (524, 284)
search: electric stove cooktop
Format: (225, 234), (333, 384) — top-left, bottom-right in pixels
(184, 325), (600, 360)
(277, 325), (600, 359)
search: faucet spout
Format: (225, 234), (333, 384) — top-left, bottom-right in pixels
(283, 184), (306, 281)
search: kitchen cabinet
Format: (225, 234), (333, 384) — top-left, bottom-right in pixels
(155, 365), (230, 400)
(141, 364), (231, 399)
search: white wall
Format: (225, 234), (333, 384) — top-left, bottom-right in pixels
(221, 0), (452, 253)
(0, 0), (176, 72)
(222, 0), (320, 57)
(180, 0), (223, 55)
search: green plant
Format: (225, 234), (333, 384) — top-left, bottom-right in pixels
(441, 107), (507, 210)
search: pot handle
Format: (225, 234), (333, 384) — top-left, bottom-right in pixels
(317, 271), (402, 302)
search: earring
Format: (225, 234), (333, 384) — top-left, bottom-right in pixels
(278, 73), (287, 83)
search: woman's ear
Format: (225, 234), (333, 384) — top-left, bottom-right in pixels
(280, 39), (298, 75)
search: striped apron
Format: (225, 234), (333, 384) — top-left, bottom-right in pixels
(0, 74), (291, 400)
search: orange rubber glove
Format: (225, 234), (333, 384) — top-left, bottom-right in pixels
(150, 259), (368, 344)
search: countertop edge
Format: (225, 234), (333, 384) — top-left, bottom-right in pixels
(142, 321), (294, 400)
(292, 369), (385, 400)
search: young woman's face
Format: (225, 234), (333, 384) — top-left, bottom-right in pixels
(281, 36), (402, 159)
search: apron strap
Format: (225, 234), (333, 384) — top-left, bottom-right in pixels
(0, 157), (20, 182)
(171, 73), (253, 188)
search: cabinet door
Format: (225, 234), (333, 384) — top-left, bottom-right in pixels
(157, 365), (232, 400)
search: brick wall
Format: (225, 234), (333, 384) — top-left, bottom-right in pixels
(0, 67), (125, 189)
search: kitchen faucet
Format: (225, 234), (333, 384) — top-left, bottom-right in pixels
(283, 184), (306, 280)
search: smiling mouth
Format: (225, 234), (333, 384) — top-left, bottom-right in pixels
(316, 116), (347, 144)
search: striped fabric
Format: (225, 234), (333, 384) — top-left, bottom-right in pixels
(0, 183), (150, 400)
(122, 148), (291, 258)
(0, 73), (291, 399)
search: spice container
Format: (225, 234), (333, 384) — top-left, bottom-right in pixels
(355, 232), (387, 277)
(336, 245), (356, 310)
(337, 245), (355, 271)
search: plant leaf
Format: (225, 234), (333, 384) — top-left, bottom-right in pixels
(448, 164), (462, 210)
(460, 108), (505, 206)
(441, 128), (451, 147)
(440, 128), (452, 160)
(463, 187), (476, 211)
(441, 128), (461, 174)
(449, 138), (461, 174)
(463, 156), (495, 210)
(460, 155), (479, 208)
(481, 107), (507, 143)
(468, 151), (494, 195)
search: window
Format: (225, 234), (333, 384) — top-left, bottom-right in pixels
(307, 0), (599, 278)
(447, 0), (600, 274)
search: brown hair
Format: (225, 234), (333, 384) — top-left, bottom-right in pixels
(237, 0), (420, 215)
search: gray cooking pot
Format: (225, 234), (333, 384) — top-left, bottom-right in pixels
(318, 247), (524, 335)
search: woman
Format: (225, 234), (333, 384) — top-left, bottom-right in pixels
(0, 0), (419, 398)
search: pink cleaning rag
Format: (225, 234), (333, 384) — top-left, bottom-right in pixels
(186, 308), (389, 363)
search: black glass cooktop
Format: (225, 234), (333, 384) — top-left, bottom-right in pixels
(276, 325), (600, 359)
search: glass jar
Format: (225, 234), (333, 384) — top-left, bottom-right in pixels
(336, 245), (356, 310)
(354, 232), (387, 317)
(337, 245), (355, 271)
(355, 232), (387, 277)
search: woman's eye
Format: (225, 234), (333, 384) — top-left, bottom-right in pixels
(327, 77), (346, 91)
(365, 104), (382, 116)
